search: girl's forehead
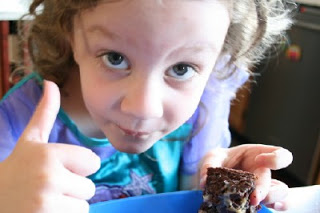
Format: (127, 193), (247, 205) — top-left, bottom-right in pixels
(81, 0), (231, 20)
(76, 0), (232, 25)
(78, 0), (231, 36)
(74, 0), (230, 61)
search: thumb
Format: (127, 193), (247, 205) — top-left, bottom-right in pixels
(199, 148), (228, 188)
(20, 80), (61, 143)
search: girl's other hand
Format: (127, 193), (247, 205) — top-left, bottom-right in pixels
(0, 81), (100, 213)
(199, 144), (293, 211)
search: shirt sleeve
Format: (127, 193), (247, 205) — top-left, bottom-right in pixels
(181, 61), (250, 175)
(0, 103), (19, 161)
(0, 77), (42, 162)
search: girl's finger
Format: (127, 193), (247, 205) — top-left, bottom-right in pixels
(199, 148), (228, 188)
(265, 201), (289, 211)
(20, 80), (61, 143)
(255, 148), (293, 170)
(200, 148), (228, 176)
(46, 195), (90, 213)
(250, 167), (271, 206)
(51, 143), (101, 177)
(59, 168), (96, 200)
(262, 179), (289, 206)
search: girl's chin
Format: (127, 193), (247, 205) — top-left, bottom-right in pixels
(104, 127), (163, 153)
(111, 142), (154, 154)
(107, 137), (157, 154)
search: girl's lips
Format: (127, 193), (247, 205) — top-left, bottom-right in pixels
(117, 125), (150, 137)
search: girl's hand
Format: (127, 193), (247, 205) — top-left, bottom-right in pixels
(0, 81), (100, 213)
(199, 144), (293, 211)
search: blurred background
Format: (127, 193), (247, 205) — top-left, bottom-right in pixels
(229, 1), (320, 187)
(0, 0), (319, 188)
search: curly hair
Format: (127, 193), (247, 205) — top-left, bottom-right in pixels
(24, 0), (294, 87)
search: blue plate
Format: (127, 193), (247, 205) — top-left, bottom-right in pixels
(89, 190), (271, 213)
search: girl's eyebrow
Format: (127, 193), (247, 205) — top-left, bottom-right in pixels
(86, 24), (121, 40)
(84, 24), (217, 55)
(170, 44), (218, 57)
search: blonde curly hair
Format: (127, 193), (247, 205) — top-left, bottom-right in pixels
(25, 0), (294, 87)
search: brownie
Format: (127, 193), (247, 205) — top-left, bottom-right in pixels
(198, 167), (261, 213)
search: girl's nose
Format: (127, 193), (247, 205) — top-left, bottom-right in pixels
(120, 78), (164, 119)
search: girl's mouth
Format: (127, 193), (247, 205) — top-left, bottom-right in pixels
(117, 125), (151, 138)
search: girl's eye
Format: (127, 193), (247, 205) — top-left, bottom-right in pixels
(167, 63), (196, 80)
(101, 51), (129, 69)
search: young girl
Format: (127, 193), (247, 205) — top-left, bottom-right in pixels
(0, 0), (294, 212)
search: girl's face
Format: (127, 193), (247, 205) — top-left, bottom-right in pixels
(72, 0), (230, 153)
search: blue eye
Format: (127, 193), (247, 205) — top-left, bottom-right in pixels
(101, 51), (129, 69)
(167, 63), (196, 80)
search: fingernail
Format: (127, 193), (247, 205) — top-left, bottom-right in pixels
(274, 148), (292, 158)
(274, 148), (286, 155)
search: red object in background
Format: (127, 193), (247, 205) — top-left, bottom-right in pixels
(0, 21), (10, 96)
(300, 6), (306, 13)
(286, 44), (302, 62)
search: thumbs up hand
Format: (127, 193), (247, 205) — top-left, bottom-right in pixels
(0, 81), (101, 213)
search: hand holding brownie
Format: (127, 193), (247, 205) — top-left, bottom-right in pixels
(200, 144), (293, 211)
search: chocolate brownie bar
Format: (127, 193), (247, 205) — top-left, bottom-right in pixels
(199, 167), (260, 213)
